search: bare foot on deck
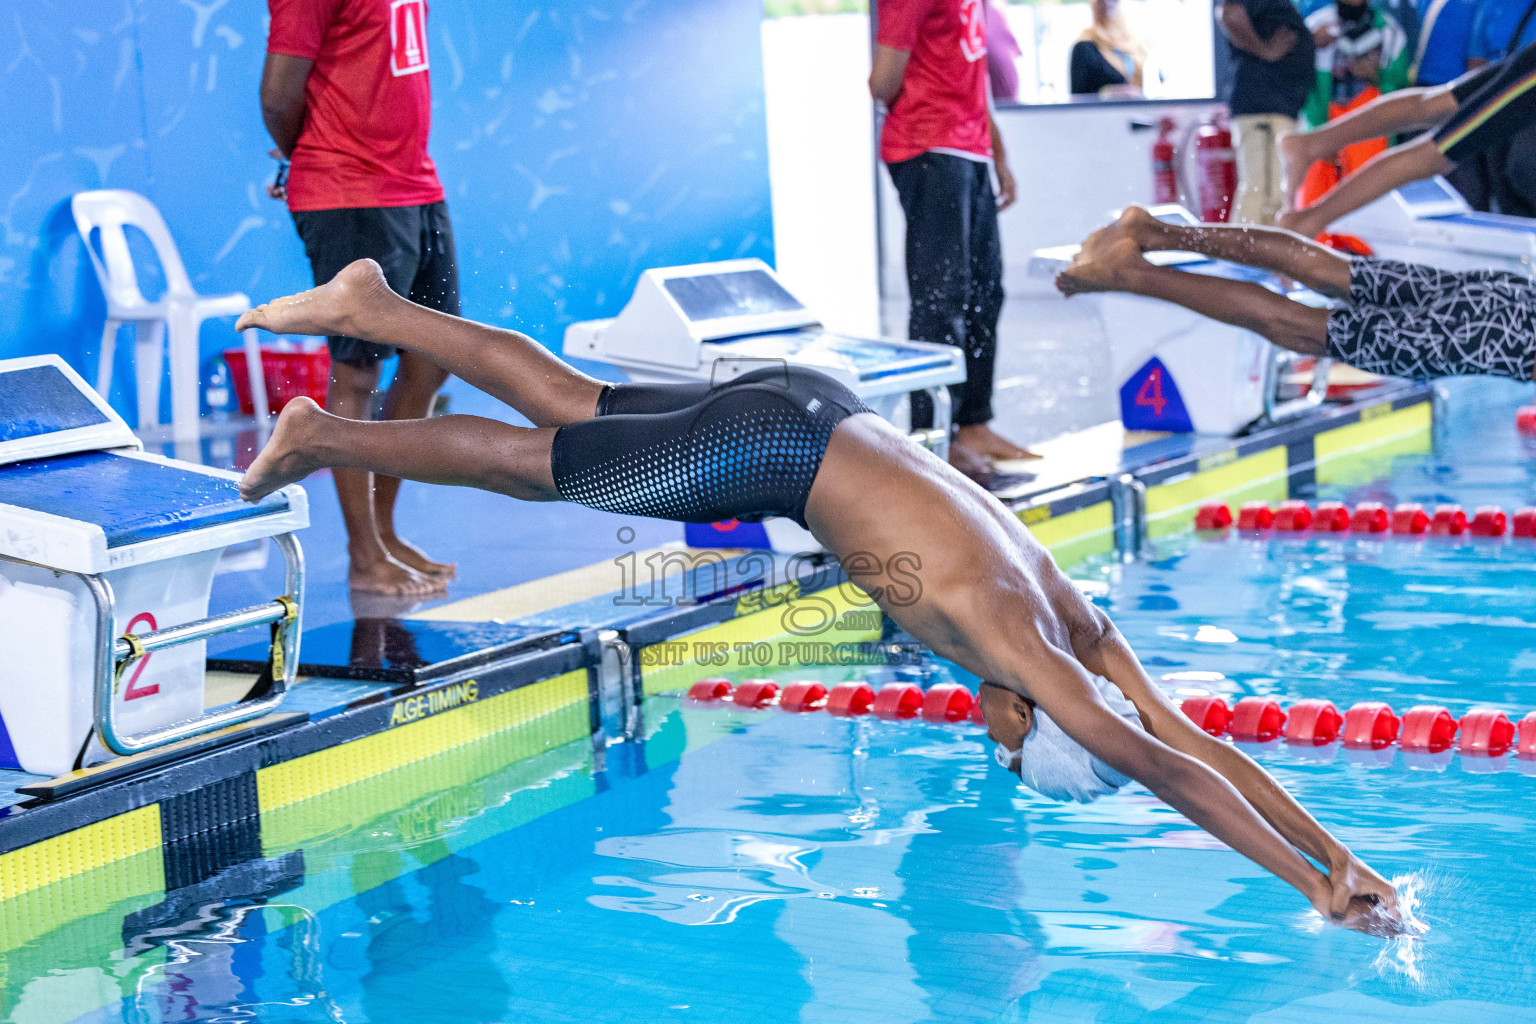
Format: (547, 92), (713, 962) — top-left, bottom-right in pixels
(1055, 221), (1149, 296)
(956, 423), (1040, 461)
(349, 554), (447, 596)
(240, 396), (325, 502)
(236, 258), (392, 339)
(382, 535), (457, 579)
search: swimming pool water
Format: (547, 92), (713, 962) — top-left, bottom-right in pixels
(13, 381), (1536, 1023)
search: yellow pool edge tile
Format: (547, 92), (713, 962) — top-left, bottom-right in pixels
(0, 805), (162, 903)
(256, 669), (588, 814)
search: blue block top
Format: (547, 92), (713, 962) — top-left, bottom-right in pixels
(0, 365), (110, 443)
(0, 451), (289, 547)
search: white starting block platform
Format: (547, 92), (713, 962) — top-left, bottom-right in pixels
(1334, 176), (1536, 274)
(564, 258), (966, 449)
(1028, 205), (1332, 437)
(0, 355), (307, 776)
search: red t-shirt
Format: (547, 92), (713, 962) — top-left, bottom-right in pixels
(268, 0), (445, 211)
(877, 0), (993, 164)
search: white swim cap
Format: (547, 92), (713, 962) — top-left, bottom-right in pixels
(994, 676), (1144, 803)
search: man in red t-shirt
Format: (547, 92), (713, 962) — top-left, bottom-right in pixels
(871, 0), (1033, 479)
(262, 0), (458, 596)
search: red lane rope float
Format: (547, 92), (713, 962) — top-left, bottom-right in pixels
(1342, 702), (1400, 749)
(1285, 699), (1343, 745)
(1470, 506), (1508, 537)
(1401, 705), (1459, 753)
(1430, 505), (1468, 535)
(1238, 502), (1275, 531)
(1192, 501), (1522, 540)
(687, 677), (732, 701)
(779, 681), (829, 712)
(1180, 695), (1234, 736)
(1195, 503), (1234, 530)
(1274, 500), (1313, 531)
(688, 681), (1536, 766)
(732, 679), (779, 708)
(1517, 406), (1536, 434)
(1350, 502), (1389, 534)
(1391, 503), (1429, 535)
(872, 682), (924, 719)
(1460, 709), (1516, 756)
(921, 683), (975, 722)
(826, 682), (876, 717)
(1231, 696), (1287, 742)
(1313, 502), (1351, 532)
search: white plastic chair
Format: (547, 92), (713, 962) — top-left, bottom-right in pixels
(71, 190), (269, 441)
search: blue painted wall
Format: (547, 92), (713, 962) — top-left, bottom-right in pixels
(0, 0), (773, 417)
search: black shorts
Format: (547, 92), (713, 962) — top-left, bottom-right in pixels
(550, 366), (873, 528)
(1326, 258), (1536, 381)
(291, 201), (460, 367)
(1435, 43), (1536, 164)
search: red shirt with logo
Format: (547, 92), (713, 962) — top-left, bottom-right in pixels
(877, 0), (992, 164)
(267, 0), (445, 211)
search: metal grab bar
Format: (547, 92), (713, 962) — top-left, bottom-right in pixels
(113, 598), (293, 661)
(82, 532), (305, 757)
(1263, 351), (1333, 426)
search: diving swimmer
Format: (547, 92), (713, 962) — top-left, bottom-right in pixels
(1059, 206), (1536, 384)
(236, 258), (1405, 936)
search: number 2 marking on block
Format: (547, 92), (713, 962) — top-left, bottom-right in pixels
(123, 612), (159, 700)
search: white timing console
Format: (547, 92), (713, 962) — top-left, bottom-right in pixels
(564, 259), (966, 452)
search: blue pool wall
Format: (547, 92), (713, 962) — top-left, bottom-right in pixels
(0, 0), (775, 418)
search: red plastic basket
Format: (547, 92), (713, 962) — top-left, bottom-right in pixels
(225, 344), (330, 415)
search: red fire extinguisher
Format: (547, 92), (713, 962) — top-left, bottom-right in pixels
(1152, 117), (1178, 204)
(1193, 109), (1237, 223)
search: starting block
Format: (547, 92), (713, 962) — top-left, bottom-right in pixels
(0, 355), (307, 775)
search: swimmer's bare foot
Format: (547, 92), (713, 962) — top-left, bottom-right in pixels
(236, 258), (392, 339)
(956, 423), (1041, 461)
(1055, 223), (1149, 297)
(349, 553), (447, 597)
(240, 396), (325, 502)
(382, 534), (457, 578)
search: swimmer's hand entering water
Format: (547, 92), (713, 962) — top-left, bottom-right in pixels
(1319, 853), (1407, 937)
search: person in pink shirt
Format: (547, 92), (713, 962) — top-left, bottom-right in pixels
(871, 0), (1036, 480)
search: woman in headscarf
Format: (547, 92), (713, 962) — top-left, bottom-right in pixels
(1070, 0), (1148, 96)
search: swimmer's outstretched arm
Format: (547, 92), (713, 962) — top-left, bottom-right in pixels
(999, 638), (1400, 935)
(1066, 607), (1399, 925)
(1056, 210), (1334, 355)
(992, 642), (1336, 913)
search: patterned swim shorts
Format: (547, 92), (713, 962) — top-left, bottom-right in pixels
(1326, 258), (1536, 383)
